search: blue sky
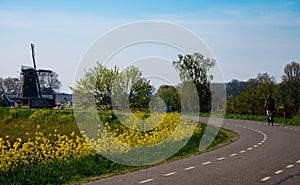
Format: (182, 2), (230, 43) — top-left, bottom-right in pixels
(0, 0), (299, 92)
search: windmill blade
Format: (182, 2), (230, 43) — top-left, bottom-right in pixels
(38, 69), (52, 73)
(31, 44), (37, 69)
(30, 43), (42, 98)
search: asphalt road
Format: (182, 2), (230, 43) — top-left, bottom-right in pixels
(85, 118), (300, 185)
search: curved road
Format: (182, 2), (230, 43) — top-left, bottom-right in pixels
(85, 119), (300, 185)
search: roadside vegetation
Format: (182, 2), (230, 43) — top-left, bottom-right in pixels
(0, 108), (236, 185)
(1, 51), (298, 185)
(224, 113), (300, 126)
(199, 112), (300, 126)
(226, 61), (300, 120)
(0, 52), (226, 184)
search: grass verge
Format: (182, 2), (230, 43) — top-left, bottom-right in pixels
(224, 114), (300, 126)
(198, 111), (300, 126)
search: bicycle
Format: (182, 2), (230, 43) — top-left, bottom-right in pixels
(267, 110), (274, 126)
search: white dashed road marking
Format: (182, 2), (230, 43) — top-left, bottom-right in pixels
(184, 166), (195, 171)
(274, 170), (284, 175)
(217, 157), (225, 161)
(164, 172), (176, 176)
(139, 179), (154, 184)
(137, 121), (272, 185)
(261, 176), (271, 182)
(286, 164), (294, 168)
(202, 161), (212, 165)
(230, 153), (237, 157)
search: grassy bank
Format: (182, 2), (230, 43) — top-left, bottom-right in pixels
(198, 111), (300, 126)
(0, 108), (237, 185)
(224, 114), (300, 126)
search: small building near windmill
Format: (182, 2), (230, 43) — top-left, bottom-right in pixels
(55, 93), (72, 109)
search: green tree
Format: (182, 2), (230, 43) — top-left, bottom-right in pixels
(156, 85), (180, 112)
(112, 66), (153, 112)
(226, 73), (277, 116)
(226, 79), (247, 99)
(226, 73), (276, 100)
(0, 77), (20, 95)
(277, 83), (294, 118)
(173, 53), (215, 112)
(72, 63), (153, 111)
(39, 71), (62, 94)
(256, 72), (276, 83)
(72, 62), (118, 109)
(281, 61), (300, 114)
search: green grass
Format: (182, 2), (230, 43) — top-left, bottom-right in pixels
(0, 108), (79, 142)
(198, 109), (300, 126)
(224, 113), (300, 126)
(0, 155), (134, 185)
(0, 108), (238, 185)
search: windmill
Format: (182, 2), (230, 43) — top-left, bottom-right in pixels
(19, 44), (55, 108)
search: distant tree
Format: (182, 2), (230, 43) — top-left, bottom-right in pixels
(0, 77), (20, 95)
(281, 61), (300, 114)
(226, 62), (300, 118)
(0, 77), (20, 107)
(38, 71), (62, 94)
(282, 61), (300, 82)
(173, 53), (215, 112)
(226, 73), (276, 100)
(277, 83), (295, 118)
(226, 74), (277, 116)
(226, 79), (248, 99)
(156, 85), (180, 112)
(0, 78), (4, 94)
(246, 78), (260, 89)
(256, 73), (276, 84)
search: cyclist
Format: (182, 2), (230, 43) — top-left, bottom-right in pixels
(264, 94), (275, 126)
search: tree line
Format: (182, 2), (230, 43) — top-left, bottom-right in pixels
(0, 72), (62, 106)
(0, 72), (61, 95)
(226, 61), (300, 118)
(72, 53), (214, 114)
(1, 53), (299, 120)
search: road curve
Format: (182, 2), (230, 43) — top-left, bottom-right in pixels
(84, 119), (300, 185)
